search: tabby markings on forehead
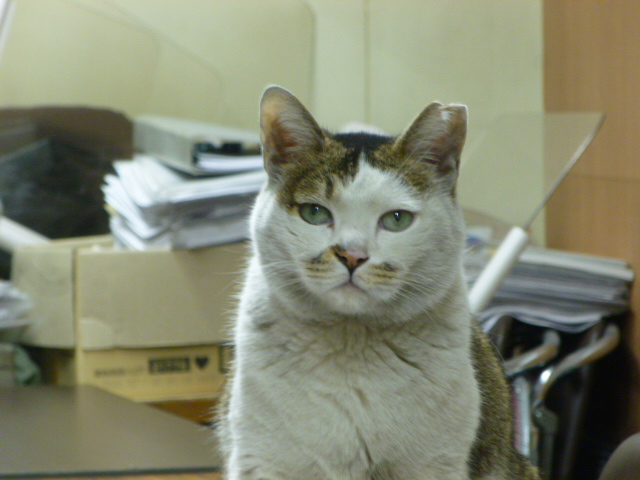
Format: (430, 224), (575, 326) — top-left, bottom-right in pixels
(275, 132), (433, 209)
(367, 144), (434, 194)
(276, 136), (359, 208)
(328, 131), (434, 194)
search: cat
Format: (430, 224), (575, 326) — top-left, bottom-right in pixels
(218, 86), (539, 480)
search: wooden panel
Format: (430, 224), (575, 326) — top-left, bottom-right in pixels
(544, 0), (640, 439)
(0, 386), (220, 479)
(546, 174), (640, 258)
(544, 0), (640, 181)
(547, 174), (640, 372)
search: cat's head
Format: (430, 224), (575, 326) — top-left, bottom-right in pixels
(251, 86), (467, 320)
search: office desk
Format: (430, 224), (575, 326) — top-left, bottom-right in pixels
(34, 474), (221, 480)
(34, 475), (220, 480)
(0, 386), (221, 479)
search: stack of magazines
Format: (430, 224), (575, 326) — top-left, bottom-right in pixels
(464, 243), (634, 333)
(103, 116), (267, 250)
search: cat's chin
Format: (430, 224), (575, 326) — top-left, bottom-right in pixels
(320, 281), (382, 316)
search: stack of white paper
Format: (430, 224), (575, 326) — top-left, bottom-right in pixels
(0, 281), (31, 332)
(465, 244), (634, 333)
(103, 154), (267, 250)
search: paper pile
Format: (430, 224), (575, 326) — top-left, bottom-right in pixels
(0, 281), (31, 333)
(465, 245), (634, 333)
(104, 155), (266, 250)
(104, 116), (267, 250)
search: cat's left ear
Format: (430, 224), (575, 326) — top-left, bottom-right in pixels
(260, 86), (325, 180)
(394, 102), (467, 188)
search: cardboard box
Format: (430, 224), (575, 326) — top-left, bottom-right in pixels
(13, 235), (241, 401)
(13, 236), (245, 349)
(41, 344), (230, 403)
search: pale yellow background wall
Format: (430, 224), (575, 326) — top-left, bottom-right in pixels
(0, 0), (315, 129)
(0, 0), (544, 240)
(306, 1), (543, 132)
(1, 0), (542, 132)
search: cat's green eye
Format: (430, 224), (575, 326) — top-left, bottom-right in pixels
(299, 203), (333, 225)
(380, 210), (414, 232)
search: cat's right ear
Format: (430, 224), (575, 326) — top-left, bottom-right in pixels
(260, 86), (325, 178)
(393, 102), (467, 193)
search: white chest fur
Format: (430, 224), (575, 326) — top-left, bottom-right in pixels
(226, 273), (481, 480)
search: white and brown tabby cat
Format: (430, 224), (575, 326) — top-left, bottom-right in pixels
(218, 86), (539, 480)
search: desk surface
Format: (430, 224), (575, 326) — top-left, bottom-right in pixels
(0, 386), (221, 479)
(34, 475), (220, 480)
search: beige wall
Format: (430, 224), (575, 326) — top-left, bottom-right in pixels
(2, 0), (542, 131)
(0, 0), (315, 129)
(306, 1), (543, 134)
(1, 0), (544, 238)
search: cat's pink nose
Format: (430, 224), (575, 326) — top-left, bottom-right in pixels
(333, 246), (369, 273)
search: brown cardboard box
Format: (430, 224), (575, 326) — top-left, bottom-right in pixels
(13, 236), (245, 349)
(41, 344), (229, 403)
(12, 236), (242, 401)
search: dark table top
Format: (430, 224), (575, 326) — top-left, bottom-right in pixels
(0, 386), (220, 478)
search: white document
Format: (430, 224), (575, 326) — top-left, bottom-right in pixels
(465, 242), (633, 333)
(110, 213), (249, 251)
(112, 155), (266, 209)
(195, 154), (263, 173)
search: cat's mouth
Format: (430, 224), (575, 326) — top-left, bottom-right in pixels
(336, 278), (365, 293)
